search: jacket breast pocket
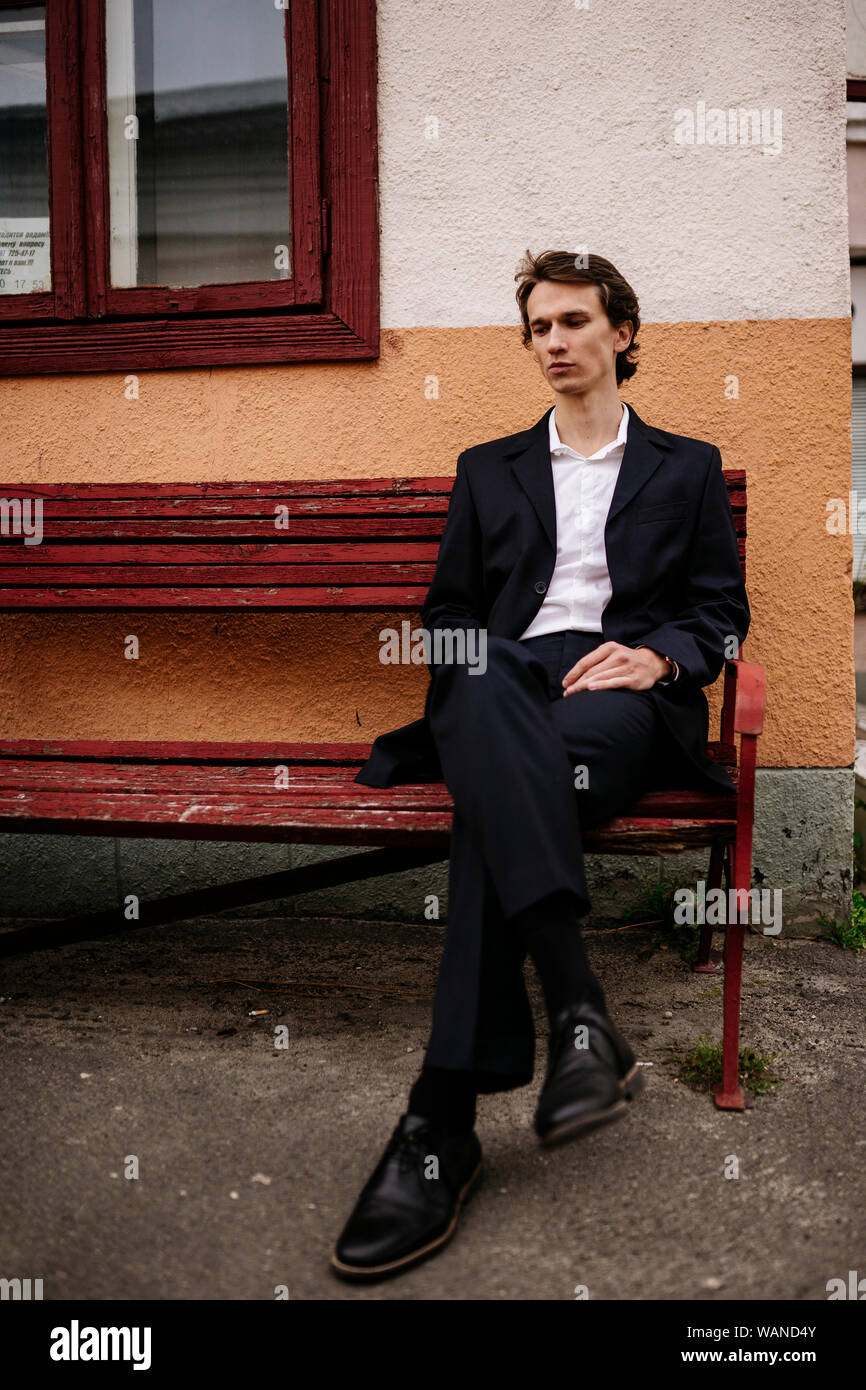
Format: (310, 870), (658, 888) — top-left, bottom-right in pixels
(636, 500), (688, 525)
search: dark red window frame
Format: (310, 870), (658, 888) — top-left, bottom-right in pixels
(0, 0), (379, 373)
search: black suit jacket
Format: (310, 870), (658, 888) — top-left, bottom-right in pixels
(354, 402), (750, 796)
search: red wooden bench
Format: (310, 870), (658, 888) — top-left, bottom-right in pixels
(0, 476), (765, 1109)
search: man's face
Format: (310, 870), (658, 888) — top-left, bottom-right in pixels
(525, 280), (633, 395)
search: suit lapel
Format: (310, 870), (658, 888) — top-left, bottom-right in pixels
(607, 404), (667, 522)
(504, 401), (668, 550)
(503, 410), (555, 550)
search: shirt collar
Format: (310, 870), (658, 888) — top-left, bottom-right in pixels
(549, 400), (629, 460)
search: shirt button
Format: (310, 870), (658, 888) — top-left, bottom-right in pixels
(534, 581), (547, 593)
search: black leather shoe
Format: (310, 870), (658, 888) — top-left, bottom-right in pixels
(534, 999), (645, 1146)
(330, 1112), (483, 1281)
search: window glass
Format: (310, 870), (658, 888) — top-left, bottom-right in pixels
(106, 0), (291, 288)
(0, 6), (50, 295)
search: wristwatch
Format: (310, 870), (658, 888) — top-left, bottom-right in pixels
(656, 654), (680, 686)
(635, 645), (680, 685)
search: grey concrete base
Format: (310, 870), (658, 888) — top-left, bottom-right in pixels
(0, 768), (853, 939)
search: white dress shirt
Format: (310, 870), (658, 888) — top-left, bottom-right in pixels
(517, 400), (678, 683)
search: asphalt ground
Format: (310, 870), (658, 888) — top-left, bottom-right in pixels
(0, 910), (863, 1301)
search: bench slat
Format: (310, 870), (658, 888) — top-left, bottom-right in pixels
(0, 756), (739, 828)
(0, 787), (736, 848)
(0, 585), (445, 608)
(0, 738), (739, 767)
(3, 496), (456, 518)
(0, 542), (443, 565)
(0, 517), (452, 540)
(0, 563), (439, 587)
(0, 760), (455, 798)
(3, 478), (461, 500)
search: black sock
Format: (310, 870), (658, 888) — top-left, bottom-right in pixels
(407, 1066), (477, 1133)
(512, 888), (607, 1021)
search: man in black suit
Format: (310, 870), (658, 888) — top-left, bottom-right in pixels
(331, 250), (750, 1283)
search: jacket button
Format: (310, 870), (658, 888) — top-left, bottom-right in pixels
(534, 581), (547, 594)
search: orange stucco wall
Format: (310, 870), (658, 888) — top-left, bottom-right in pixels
(0, 319), (854, 771)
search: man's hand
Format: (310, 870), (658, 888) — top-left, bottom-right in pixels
(562, 642), (670, 695)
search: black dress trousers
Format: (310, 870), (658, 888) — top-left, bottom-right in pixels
(419, 628), (675, 1094)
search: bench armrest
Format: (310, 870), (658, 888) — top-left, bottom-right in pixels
(721, 657), (766, 743)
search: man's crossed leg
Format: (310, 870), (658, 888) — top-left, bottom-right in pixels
(331, 630), (668, 1281)
(424, 632), (660, 1036)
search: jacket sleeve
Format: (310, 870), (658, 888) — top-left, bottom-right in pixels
(633, 447), (750, 687)
(420, 451), (486, 655)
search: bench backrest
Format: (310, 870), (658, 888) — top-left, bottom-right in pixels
(0, 473), (746, 610)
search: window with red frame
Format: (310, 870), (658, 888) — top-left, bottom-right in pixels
(0, 0), (378, 372)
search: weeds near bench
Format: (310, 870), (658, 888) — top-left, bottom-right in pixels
(621, 878), (701, 964)
(816, 888), (866, 953)
(664, 1034), (783, 1096)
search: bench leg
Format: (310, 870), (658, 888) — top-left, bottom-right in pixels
(713, 840), (746, 1111)
(693, 839), (726, 972)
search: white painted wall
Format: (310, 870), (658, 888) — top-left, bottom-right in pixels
(377, 0), (850, 324)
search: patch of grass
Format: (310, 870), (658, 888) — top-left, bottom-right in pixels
(816, 888), (866, 953)
(621, 877), (701, 964)
(664, 1034), (783, 1096)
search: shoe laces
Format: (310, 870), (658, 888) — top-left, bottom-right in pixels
(383, 1120), (437, 1174)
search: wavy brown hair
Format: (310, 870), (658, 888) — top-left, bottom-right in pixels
(514, 250), (641, 385)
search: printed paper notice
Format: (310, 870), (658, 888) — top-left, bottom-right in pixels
(0, 218), (50, 293)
